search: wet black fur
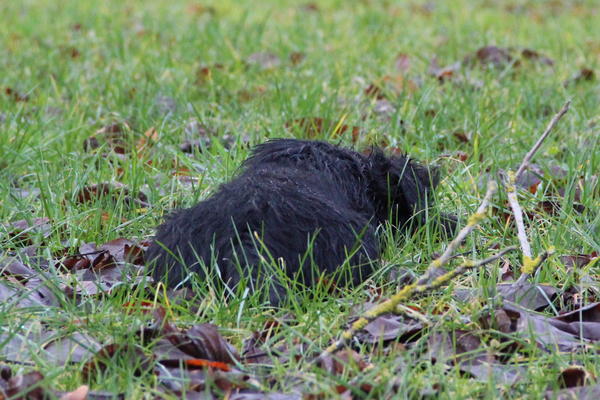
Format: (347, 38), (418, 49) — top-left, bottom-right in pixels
(147, 139), (445, 304)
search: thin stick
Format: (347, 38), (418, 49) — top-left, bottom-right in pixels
(505, 171), (532, 259)
(515, 100), (571, 180)
(315, 181), (499, 362)
(429, 180), (498, 270)
(506, 100), (570, 283)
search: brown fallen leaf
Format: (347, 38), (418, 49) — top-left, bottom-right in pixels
(503, 302), (600, 351)
(5, 371), (48, 399)
(395, 53), (411, 73)
(289, 51), (306, 66)
(357, 313), (424, 344)
(59, 385), (89, 400)
(557, 365), (591, 389)
(460, 362), (526, 385)
(564, 68), (595, 86)
(166, 324), (239, 364)
(99, 237), (148, 265)
(428, 57), (461, 82)
(135, 127), (159, 152)
(317, 348), (369, 375)
(43, 331), (102, 365)
(0, 257), (36, 280)
(84, 122), (132, 154)
(560, 252), (598, 269)
(140, 306), (239, 365)
(4, 87), (30, 102)
(453, 130), (471, 143)
(545, 383), (600, 400)
(180, 120), (214, 153)
(3, 217), (52, 247)
(195, 63), (225, 85)
(464, 45), (514, 68)
(521, 48), (554, 66)
(246, 52), (281, 70)
(426, 330), (487, 365)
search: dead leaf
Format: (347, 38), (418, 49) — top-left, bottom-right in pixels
(560, 253), (598, 269)
(59, 385), (89, 400)
(301, 3), (319, 12)
(498, 283), (558, 311)
(428, 57), (461, 82)
(564, 68), (595, 86)
(84, 122), (131, 154)
(460, 362), (526, 385)
(395, 53), (411, 73)
(465, 46), (515, 68)
(521, 48), (554, 66)
(4, 87), (29, 102)
(99, 238), (147, 265)
(247, 52), (281, 70)
(237, 85), (267, 102)
(180, 120), (212, 153)
(0, 256), (36, 279)
(557, 366), (591, 388)
(195, 63), (224, 85)
(289, 52), (306, 66)
(358, 313), (424, 344)
(545, 384), (600, 400)
(135, 127), (159, 152)
(503, 302), (600, 351)
(5, 371), (48, 399)
(2, 217), (52, 246)
(453, 130), (471, 143)
(187, 4), (216, 16)
(43, 331), (102, 365)
(167, 324), (239, 364)
(426, 330), (487, 365)
(317, 348), (369, 375)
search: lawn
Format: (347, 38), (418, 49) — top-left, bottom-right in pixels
(0, 0), (599, 398)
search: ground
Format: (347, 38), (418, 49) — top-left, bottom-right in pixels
(0, 0), (599, 398)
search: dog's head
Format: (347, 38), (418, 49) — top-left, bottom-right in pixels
(366, 150), (439, 229)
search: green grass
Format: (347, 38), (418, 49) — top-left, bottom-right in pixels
(1, 0), (599, 398)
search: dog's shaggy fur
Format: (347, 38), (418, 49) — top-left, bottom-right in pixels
(147, 139), (445, 304)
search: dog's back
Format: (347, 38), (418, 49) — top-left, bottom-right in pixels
(147, 139), (439, 304)
(147, 140), (380, 303)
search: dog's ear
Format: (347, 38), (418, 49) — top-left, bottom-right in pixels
(368, 150), (438, 227)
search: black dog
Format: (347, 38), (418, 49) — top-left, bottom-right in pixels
(147, 139), (446, 304)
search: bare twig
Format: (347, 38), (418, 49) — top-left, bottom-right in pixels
(429, 180), (498, 270)
(515, 100), (571, 180)
(504, 100), (570, 284)
(505, 171), (532, 260)
(315, 181), (500, 362)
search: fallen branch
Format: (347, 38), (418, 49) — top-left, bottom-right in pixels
(503, 100), (570, 284)
(429, 181), (498, 270)
(514, 100), (571, 180)
(316, 181), (501, 361)
(505, 171), (532, 260)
